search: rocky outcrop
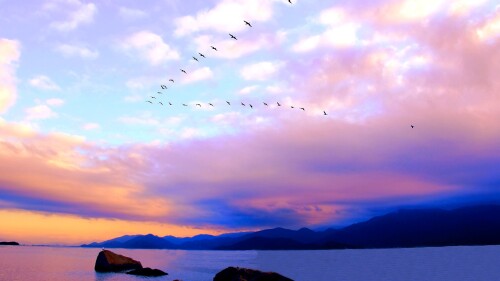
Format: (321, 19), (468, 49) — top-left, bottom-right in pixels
(213, 267), (294, 281)
(0, 242), (19, 245)
(94, 250), (142, 272)
(126, 267), (168, 276)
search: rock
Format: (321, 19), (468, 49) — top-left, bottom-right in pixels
(0, 241), (19, 246)
(94, 250), (143, 272)
(126, 267), (168, 277)
(213, 266), (294, 281)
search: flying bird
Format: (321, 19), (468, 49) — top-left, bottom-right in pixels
(146, 101), (152, 104)
(263, 102), (268, 106)
(300, 107), (305, 111)
(157, 92), (163, 94)
(183, 104), (188, 106)
(151, 96), (156, 99)
(277, 102), (281, 106)
(209, 103), (214, 107)
(229, 34), (237, 40)
(161, 85), (167, 89)
(211, 46), (218, 51)
(249, 104), (253, 109)
(323, 111), (327, 115)
(241, 102), (246, 106)
(169, 102), (172, 105)
(291, 106), (295, 109)
(244, 20), (252, 27)
(226, 101), (231, 105)
(196, 103), (201, 107)
(159, 102), (163, 105)
(181, 69), (187, 74)
(193, 56), (199, 62)
(199, 53), (205, 58)
(169, 79), (174, 83)
(411, 125), (414, 128)
(288, 0), (292, 3)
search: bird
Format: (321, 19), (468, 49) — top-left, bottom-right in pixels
(277, 102), (281, 106)
(291, 106), (295, 109)
(199, 53), (205, 58)
(263, 102), (268, 106)
(411, 125), (414, 128)
(244, 20), (252, 27)
(157, 92), (163, 94)
(323, 111), (327, 115)
(181, 69), (187, 74)
(211, 46), (218, 51)
(209, 103), (214, 107)
(226, 101), (231, 105)
(169, 102), (172, 105)
(169, 79), (174, 83)
(193, 56), (199, 62)
(183, 104), (188, 106)
(300, 107), (305, 111)
(241, 102), (246, 106)
(159, 102), (163, 105)
(196, 103), (201, 107)
(146, 101), (152, 104)
(229, 34), (237, 40)
(161, 85), (167, 89)
(151, 96), (156, 99)
(249, 104), (253, 109)
(288, 0), (292, 3)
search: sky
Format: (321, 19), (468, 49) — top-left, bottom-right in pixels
(0, 0), (499, 245)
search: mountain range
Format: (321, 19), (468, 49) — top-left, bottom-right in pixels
(82, 205), (500, 250)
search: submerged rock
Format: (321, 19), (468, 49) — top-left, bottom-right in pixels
(213, 266), (294, 281)
(126, 267), (168, 276)
(94, 250), (142, 272)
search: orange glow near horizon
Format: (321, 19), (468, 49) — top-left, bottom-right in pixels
(0, 209), (224, 245)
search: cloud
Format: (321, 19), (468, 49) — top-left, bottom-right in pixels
(174, 0), (278, 36)
(181, 67), (213, 84)
(118, 7), (147, 20)
(56, 44), (99, 59)
(240, 61), (284, 81)
(83, 123), (100, 130)
(49, 0), (97, 31)
(239, 85), (260, 95)
(0, 38), (20, 114)
(45, 98), (65, 107)
(25, 105), (58, 120)
(122, 31), (180, 65)
(29, 75), (61, 91)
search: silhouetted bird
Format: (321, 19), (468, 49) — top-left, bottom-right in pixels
(161, 85), (167, 89)
(411, 125), (414, 128)
(209, 103), (214, 107)
(241, 102), (246, 106)
(181, 69), (187, 74)
(263, 102), (268, 106)
(199, 53), (205, 58)
(146, 101), (152, 104)
(157, 92), (163, 94)
(277, 102), (281, 106)
(300, 107), (305, 111)
(226, 101), (231, 105)
(288, 0), (292, 3)
(183, 104), (188, 106)
(193, 56), (199, 62)
(229, 34), (237, 40)
(249, 104), (253, 108)
(211, 46), (218, 51)
(169, 79), (174, 83)
(169, 102), (172, 105)
(323, 111), (327, 115)
(291, 106), (295, 109)
(196, 103), (201, 107)
(159, 102), (163, 105)
(244, 20), (252, 27)
(151, 96), (156, 99)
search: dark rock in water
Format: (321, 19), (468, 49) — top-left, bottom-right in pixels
(94, 250), (142, 272)
(214, 266), (294, 281)
(126, 267), (168, 276)
(0, 242), (19, 245)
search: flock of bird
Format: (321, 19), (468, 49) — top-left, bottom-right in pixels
(144, 1), (415, 127)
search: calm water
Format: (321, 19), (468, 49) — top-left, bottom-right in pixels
(1, 245), (500, 281)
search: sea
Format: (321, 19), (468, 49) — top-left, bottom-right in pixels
(1, 245), (500, 281)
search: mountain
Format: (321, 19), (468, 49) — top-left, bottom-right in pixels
(82, 204), (500, 250)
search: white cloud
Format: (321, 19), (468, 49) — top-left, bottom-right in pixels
(0, 38), (20, 114)
(122, 31), (180, 65)
(194, 34), (272, 59)
(181, 67), (213, 84)
(83, 123), (100, 130)
(29, 75), (61, 91)
(119, 7), (147, 20)
(46, 98), (65, 107)
(25, 105), (58, 120)
(49, 0), (97, 31)
(240, 61), (284, 81)
(174, 0), (278, 36)
(56, 44), (99, 59)
(239, 85), (260, 95)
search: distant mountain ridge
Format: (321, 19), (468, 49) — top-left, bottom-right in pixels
(81, 205), (500, 250)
